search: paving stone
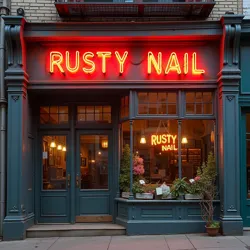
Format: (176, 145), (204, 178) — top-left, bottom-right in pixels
(165, 235), (195, 250)
(109, 235), (169, 250)
(187, 235), (246, 249)
(0, 237), (58, 250)
(49, 236), (111, 250)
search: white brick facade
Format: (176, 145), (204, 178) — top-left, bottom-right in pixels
(10, 0), (243, 22)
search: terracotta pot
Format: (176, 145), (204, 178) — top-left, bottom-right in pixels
(205, 226), (220, 236)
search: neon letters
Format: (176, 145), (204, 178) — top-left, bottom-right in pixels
(151, 134), (178, 151)
(49, 51), (205, 75)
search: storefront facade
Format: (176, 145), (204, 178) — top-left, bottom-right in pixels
(2, 14), (245, 240)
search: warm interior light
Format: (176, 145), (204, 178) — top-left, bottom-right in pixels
(98, 151), (102, 155)
(50, 140), (56, 148)
(181, 137), (188, 144)
(57, 145), (62, 150)
(210, 131), (215, 143)
(140, 135), (146, 144)
(62, 146), (67, 152)
(102, 140), (108, 148)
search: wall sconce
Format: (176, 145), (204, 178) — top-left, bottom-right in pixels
(62, 146), (67, 152)
(181, 137), (188, 144)
(102, 140), (108, 148)
(57, 145), (62, 150)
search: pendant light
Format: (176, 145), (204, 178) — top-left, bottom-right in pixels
(62, 146), (67, 152)
(50, 137), (56, 148)
(140, 121), (147, 144)
(181, 137), (188, 144)
(181, 122), (188, 144)
(140, 134), (146, 144)
(57, 144), (62, 150)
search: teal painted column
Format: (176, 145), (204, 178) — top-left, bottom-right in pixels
(218, 14), (244, 236)
(2, 16), (33, 240)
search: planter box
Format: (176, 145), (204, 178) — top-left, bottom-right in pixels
(162, 193), (174, 200)
(185, 193), (203, 200)
(135, 193), (154, 200)
(121, 192), (130, 199)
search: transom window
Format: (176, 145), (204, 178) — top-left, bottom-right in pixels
(138, 92), (177, 115)
(40, 106), (69, 125)
(120, 96), (129, 119)
(186, 92), (213, 115)
(77, 106), (111, 123)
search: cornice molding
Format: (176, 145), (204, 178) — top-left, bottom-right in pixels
(24, 20), (222, 41)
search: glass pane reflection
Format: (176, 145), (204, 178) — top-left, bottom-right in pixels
(42, 135), (67, 190)
(80, 135), (109, 189)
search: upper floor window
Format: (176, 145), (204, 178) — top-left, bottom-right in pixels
(40, 106), (69, 125)
(77, 105), (111, 123)
(138, 92), (177, 115)
(185, 92), (213, 115)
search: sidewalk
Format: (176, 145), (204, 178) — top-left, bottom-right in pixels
(1, 233), (250, 250)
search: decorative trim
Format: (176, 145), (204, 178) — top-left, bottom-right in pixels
(11, 96), (19, 102)
(9, 205), (19, 213)
(226, 95), (235, 102)
(227, 204), (237, 212)
(4, 17), (25, 68)
(221, 15), (244, 68)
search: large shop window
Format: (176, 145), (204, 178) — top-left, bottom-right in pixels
(121, 119), (214, 185)
(40, 106), (69, 124)
(120, 91), (215, 190)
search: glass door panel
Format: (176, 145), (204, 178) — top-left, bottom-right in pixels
(80, 135), (109, 190)
(76, 131), (113, 222)
(39, 133), (71, 223)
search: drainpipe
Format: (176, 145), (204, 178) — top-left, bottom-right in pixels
(0, 0), (10, 237)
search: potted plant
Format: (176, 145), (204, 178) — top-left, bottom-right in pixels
(171, 177), (188, 199)
(133, 181), (158, 199)
(185, 176), (203, 200)
(198, 152), (220, 236)
(119, 144), (130, 198)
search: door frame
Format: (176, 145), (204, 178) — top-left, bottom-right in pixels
(35, 130), (71, 223)
(240, 108), (250, 227)
(75, 129), (115, 222)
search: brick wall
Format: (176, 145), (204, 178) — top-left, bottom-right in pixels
(11, 0), (243, 23)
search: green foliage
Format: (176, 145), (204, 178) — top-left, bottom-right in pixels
(119, 144), (130, 192)
(209, 221), (220, 228)
(197, 152), (218, 226)
(132, 181), (144, 194)
(187, 180), (202, 195)
(171, 177), (188, 198)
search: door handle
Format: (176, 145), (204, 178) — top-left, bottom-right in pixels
(76, 174), (79, 188)
(67, 174), (71, 188)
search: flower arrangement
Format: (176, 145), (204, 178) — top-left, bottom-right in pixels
(133, 155), (145, 176)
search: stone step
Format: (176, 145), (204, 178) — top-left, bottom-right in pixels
(26, 223), (126, 238)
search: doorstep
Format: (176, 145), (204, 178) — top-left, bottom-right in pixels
(26, 223), (126, 238)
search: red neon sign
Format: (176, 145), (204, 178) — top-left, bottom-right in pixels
(49, 51), (205, 76)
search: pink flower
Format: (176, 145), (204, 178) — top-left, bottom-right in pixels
(194, 176), (200, 181)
